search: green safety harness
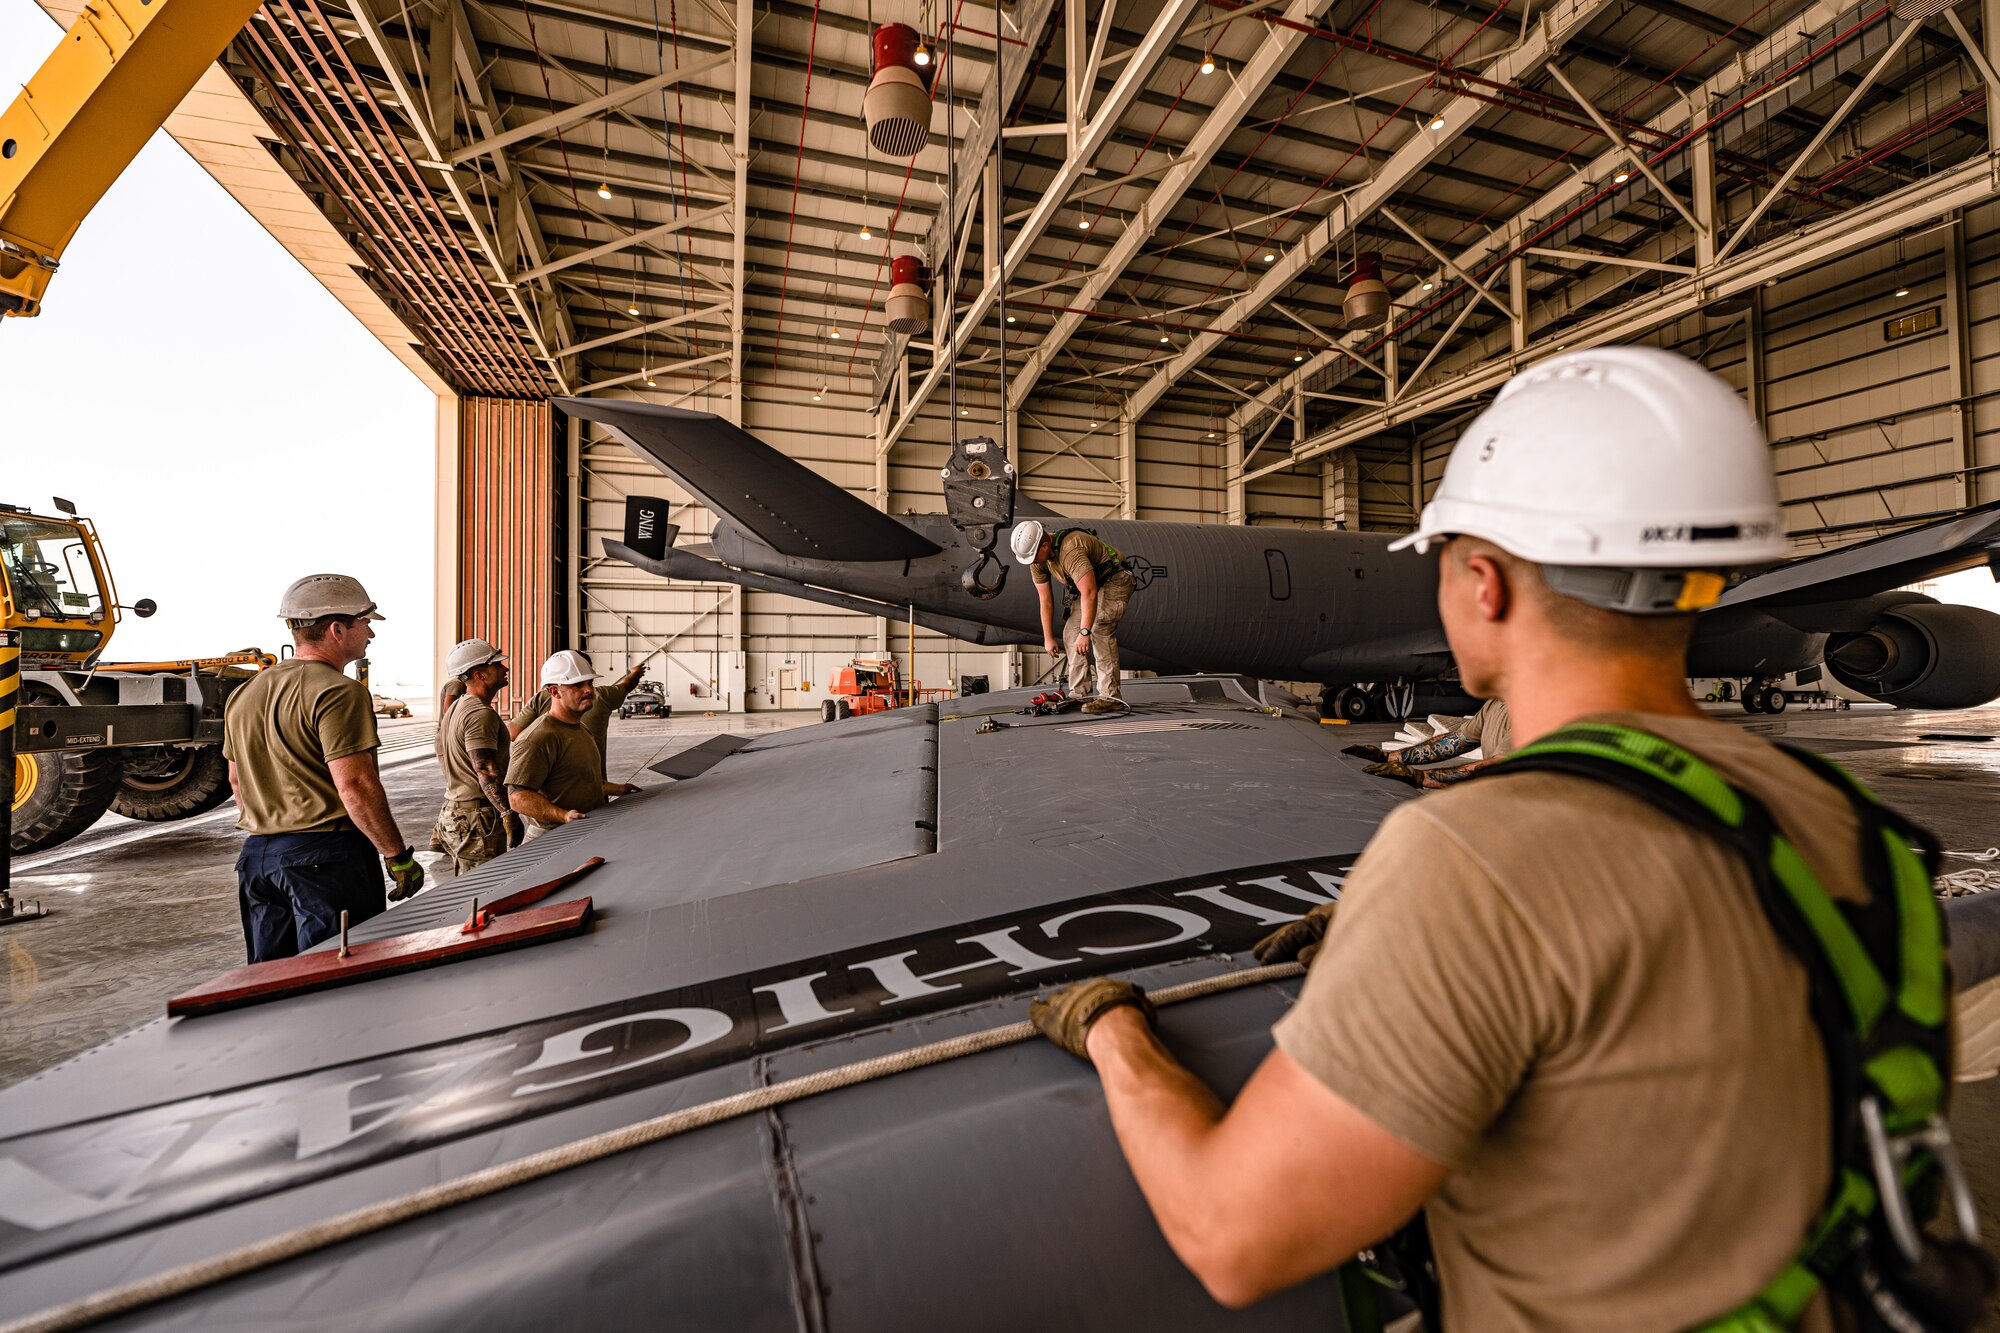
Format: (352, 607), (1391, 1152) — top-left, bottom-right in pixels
(1044, 527), (1133, 588)
(1339, 722), (1992, 1333)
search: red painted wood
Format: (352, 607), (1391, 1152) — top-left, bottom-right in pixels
(484, 856), (605, 918)
(167, 898), (594, 1018)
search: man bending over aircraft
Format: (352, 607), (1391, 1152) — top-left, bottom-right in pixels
(1027, 348), (1989, 1328)
(1012, 519), (1136, 715)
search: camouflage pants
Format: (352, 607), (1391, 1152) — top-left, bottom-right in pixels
(1062, 573), (1135, 699)
(433, 801), (508, 874)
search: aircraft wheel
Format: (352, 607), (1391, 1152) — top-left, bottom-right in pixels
(1762, 688), (1788, 714)
(1333, 686), (1373, 722)
(112, 745), (232, 822)
(834, 698), (852, 720)
(819, 699), (837, 723)
(1741, 687), (1765, 714)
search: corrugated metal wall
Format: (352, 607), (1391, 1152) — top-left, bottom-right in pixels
(457, 398), (558, 686)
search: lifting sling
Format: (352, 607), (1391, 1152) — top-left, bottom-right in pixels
(1341, 722), (1992, 1333)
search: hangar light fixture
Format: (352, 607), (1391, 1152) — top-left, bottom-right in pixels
(859, 221), (873, 240)
(960, 407), (971, 416)
(829, 327), (842, 339)
(1199, 53), (1216, 75)
(627, 301), (640, 316)
(1421, 278), (1434, 291)
(1427, 113), (1447, 131)
(645, 375), (657, 386)
(912, 38), (931, 66)
(1613, 167), (1631, 184)
(1160, 332), (1171, 344)
(1292, 350), (1304, 362)
(597, 183), (613, 200)
(1893, 237), (1911, 298)
(1262, 250), (1277, 263)
(1078, 214), (1091, 230)
(1006, 313), (1016, 324)
(1896, 282), (1912, 297)
(1206, 430), (1216, 438)
(813, 386), (825, 401)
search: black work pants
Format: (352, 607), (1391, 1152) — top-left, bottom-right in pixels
(236, 829), (384, 963)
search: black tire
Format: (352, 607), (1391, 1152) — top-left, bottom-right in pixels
(12, 746), (122, 855)
(1334, 686), (1373, 722)
(834, 698), (853, 720)
(1741, 688), (1765, 714)
(1763, 687), (1788, 714)
(820, 699), (837, 723)
(112, 745), (233, 822)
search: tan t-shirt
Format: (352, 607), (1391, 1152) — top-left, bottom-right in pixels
(1275, 711), (1863, 1332)
(1450, 697), (1512, 759)
(505, 716), (605, 828)
(1029, 530), (1119, 590)
(513, 681), (630, 779)
(222, 658), (379, 835)
(438, 691), (510, 807)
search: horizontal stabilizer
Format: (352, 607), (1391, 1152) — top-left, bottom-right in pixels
(559, 399), (940, 562)
(1720, 501), (2000, 610)
(604, 539), (1039, 647)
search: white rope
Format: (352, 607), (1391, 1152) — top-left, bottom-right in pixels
(1, 961), (1306, 1333)
(1940, 848), (2000, 897)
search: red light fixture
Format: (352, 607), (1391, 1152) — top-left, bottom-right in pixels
(865, 24), (933, 158)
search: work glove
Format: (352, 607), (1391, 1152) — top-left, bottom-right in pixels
(503, 812), (525, 847)
(1029, 977), (1155, 1060)
(1363, 759), (1426, 789)
(1253, 901), (1338, 967)
(385, 848), (425, 901)
(1341, 743), (1388, 763)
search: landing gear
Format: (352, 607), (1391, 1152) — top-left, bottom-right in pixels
(1329, 686), (1373, 722)
(1738, 681), (1788, 714)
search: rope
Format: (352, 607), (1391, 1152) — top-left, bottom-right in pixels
(1940, 848), (2000, 898)
(2, 961), (1305, 1333)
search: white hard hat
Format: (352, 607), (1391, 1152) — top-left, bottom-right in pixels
(278, 573), (384, 622)
(539, 649), (599, 687)
(445, 638), (506, 678)
(1390, 346), (1788, 579)
(1010, 520), (1046, 565)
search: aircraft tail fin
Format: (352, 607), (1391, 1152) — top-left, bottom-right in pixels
(559, 399), (940, 562)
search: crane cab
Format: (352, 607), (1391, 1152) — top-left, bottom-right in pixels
(0, 501), (125, 668)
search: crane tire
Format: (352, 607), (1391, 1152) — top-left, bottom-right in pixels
(13, 747), (123, 855)
(112, 745), (233, 822)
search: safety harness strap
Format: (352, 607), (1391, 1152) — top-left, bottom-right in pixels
(1491, 723), (1953, 1331)
(1046, 527), (1131, 586)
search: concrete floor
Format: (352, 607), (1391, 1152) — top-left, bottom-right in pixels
(5, 699), (2000, 1302)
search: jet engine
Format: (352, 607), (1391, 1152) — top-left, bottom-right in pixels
(1825, 596), (2000, 709)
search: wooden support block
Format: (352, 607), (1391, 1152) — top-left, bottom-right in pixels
(167, 898), (594, 1018)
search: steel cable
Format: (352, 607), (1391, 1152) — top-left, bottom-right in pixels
(0, 961), (1305, 1333)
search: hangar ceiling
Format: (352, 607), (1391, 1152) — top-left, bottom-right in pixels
(185, 1), (1999, 460)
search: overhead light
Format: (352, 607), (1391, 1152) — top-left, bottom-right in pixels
(1263, 250), (1277, 263)
(812, 385), (825, 401)
(1895, 284), (1911, 297)
(829, 328), (842, 340)
(913, 39), (931, 67)
(859, 222), (873, 240)
(1292, 351), (1304, 362)
(1199, 54), (1216, 75)
(1160, 332), (1171, 344)
(1078, 215), (1091, 230)
(597, 183), (613, 200)
(627, 302), (640, 316)
(1421, 279), (1434, 291)
(1427, 113), (1446, 131)
(960, 407), (971, 416)
(1089, 420), (1098, 428)
(645, 375), (657, 386)
(1205, 430), (1216, 439)
(1006, 313), (1017, 324)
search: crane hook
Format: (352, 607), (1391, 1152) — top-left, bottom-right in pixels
(961, 549), (1007, 600)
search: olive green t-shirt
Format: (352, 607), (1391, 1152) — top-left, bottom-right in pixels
(1274, 712), (1860, 1332)
(1028, 530), (1117, 590)
(438, 691), (509, 807)
(505, 716), (605, 828)
(512, 681), (631, 779)
(222, 657), (379, 835)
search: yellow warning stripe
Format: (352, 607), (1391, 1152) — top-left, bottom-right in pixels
(0, 708), (14, 732)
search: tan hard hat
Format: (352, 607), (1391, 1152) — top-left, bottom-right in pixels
(278, 573), (384, 622)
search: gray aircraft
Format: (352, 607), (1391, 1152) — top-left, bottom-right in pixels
(563, 400), (2000, 718)
(6, 674), (2000, 1330)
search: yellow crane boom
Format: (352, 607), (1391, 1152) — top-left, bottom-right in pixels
(0, 0), (265, 317)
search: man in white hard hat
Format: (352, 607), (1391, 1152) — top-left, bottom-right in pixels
(224, 574), (424, 961)
(505, 650), (648, 781)
(1022, 349), (1934, 1326)
(1011, 518), (1136, 714)
(505, 650), (641, 838)
(430, 638), (521, 874)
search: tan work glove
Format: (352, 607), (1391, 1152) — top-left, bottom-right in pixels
(1341, 743), (1388, 763)
(1253, 901), (1338, 967)
(1030, 978), (1155, 1059)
